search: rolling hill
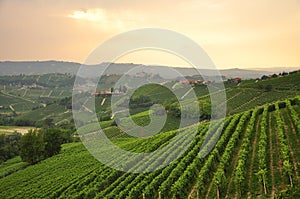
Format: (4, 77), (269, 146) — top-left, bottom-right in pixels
(0, 96), (300, 198)
(0, 61), (293, 79)
(0, 63), (300, 199)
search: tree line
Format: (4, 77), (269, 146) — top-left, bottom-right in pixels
(0, 128), (74, 165)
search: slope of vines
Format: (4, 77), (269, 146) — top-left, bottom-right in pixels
(1, 96), (300, 199)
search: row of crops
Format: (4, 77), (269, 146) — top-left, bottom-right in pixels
(0, 97), (300, 198)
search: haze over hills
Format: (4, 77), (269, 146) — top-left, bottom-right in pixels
(1, 61), (297, 79)
(247, 66), (300, 73)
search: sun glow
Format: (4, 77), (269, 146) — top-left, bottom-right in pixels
(68, 9), (107, 22)
(67, 8), (141, 31)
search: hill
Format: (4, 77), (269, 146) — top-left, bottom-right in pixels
(0, 61), (286, 79)
(0, 96), (300, 198)
(0, 69), (299, 127)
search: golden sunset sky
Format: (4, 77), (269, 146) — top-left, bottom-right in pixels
(0, 0), (300, 69)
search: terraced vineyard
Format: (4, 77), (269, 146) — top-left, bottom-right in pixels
(0, 96), (299, 198)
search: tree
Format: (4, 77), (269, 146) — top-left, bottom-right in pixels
(0, 132), (22, 163)
(42, 128), (63, 158)
(19, 129), (45, 164)
(261, 75), (269, 80)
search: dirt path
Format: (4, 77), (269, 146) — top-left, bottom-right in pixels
(205, 175), (215, 199)
(187, 185), (197, 199)
(181, 87), (193, 100)
(47, 90), (53, 97)
(246, 115), (261, 198)
(269, 113), (276, 198)
(22, 89), (28, 97)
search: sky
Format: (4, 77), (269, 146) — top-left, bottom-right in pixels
(0, 0), (300, 69)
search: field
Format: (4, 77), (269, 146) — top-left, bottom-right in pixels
(0, 126), (34, 134)
(14, 103), (72, 124)
(1, 71), (300, 198)
(0, 97), (299, 198)
(0, 73), (73, 115)
(0, 71), (299, 126)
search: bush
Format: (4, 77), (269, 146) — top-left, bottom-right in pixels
(0, 132), (22, 163)
(19, 129), (45, 164)
(19, 128), (66, 164)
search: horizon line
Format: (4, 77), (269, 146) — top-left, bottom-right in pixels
(0, 59), (299, 70)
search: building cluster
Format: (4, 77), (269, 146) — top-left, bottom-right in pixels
(91, 87), (125, 96)
(179, 77), (242, 85)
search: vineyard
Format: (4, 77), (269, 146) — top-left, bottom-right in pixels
(0, 96), (299, 198)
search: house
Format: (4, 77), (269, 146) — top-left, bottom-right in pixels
(91, 92), (100, 96)
(233, 78), (242, 84)
(179, 79), (204, 85)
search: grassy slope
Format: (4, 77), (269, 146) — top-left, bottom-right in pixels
(201, 72), (300, 114)
(1, 71), (299, 125)
(14, 103), (72, 124)
(1, 97), (299, 198)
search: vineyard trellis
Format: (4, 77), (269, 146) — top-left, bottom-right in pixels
(1, 96), (300, 199)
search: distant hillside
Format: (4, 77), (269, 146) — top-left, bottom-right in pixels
(248, 66), (300, 73)
(219, 68), (272, 79)
(0, 61), (80, 75)
(0, 61), (288, 79)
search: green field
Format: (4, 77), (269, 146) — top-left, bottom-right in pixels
(1, 71), (300, 198)
(1, 71), (299, 126)
(0, 97), (299, 198)
(0, 73), (73, 115)
(14, 103), (72, 124)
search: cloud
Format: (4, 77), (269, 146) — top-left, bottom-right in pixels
(67, 8), (141, 31)
(68, 9), (107, 22)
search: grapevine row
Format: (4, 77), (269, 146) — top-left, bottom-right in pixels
(285, 99), (300, 135)
(275, 102), (294, 187)
(234, 108), (260, 196)
(212, 110), (251, 198)
(139, 125), (208, 199)
(97, 124), (208, 198)
(196, 113), (242, 194)
(157, 124), (212, 198)
(257, 106), (268, 194)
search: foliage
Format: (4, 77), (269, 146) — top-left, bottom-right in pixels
(19, 128), (67, 164)
(0, 96), (300, 198)
(0, 132), (22, 163)
(234, 108), (260, 195)
(257, 106), (269, 194)
(19, 129), (45, 164)
(42, 128), (64, 158)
